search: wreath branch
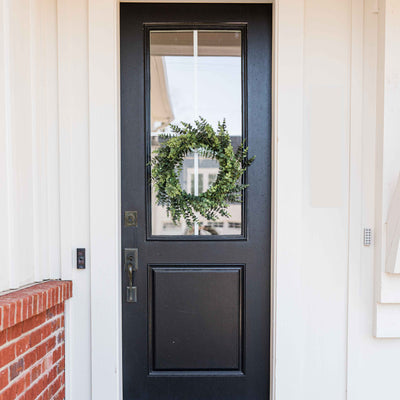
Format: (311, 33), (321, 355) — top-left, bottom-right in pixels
(150, 117), (255, 226)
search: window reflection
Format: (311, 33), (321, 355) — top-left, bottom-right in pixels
(150, 30), (243, 236)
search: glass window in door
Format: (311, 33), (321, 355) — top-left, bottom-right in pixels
(148, 28), (245, 237)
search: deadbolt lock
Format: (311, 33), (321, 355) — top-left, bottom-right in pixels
(124, 211), (138, 227)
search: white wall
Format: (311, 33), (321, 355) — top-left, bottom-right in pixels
(0, 1), (92, 399)
(274, 0), (350, 397)
(0, 0), (61, 291)
(275, 1), (400, 399)
(2, 0), (400, 399)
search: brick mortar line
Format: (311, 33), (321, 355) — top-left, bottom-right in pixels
(3, 365), (31, 395)
(0, 343), (65, 395)
(18, 368), (66, 400)
(0, 331), (64, 378)
(49, 381), (66, 400)
(29, 345), (65, 380)
(0, 312), (63, 358)
(0, 324), (65, 375)
(50, 371), (66, 399)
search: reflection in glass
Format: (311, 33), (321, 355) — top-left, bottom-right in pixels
(150, 30), (243, 236)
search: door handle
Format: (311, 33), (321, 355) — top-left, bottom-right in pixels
(124, 248), (138, 303)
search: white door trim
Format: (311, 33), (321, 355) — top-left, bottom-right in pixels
(88, 1), (122, 399)
(87, 1), (303, 399)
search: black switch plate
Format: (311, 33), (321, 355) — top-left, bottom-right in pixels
(77, 248), (86, 269)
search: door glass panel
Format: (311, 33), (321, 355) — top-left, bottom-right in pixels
(149, 29), (243, 236)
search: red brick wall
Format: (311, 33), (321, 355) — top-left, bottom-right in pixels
(0, 281), (72, 400)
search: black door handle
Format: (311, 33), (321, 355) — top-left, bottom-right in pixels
(124, 248), (138, 302)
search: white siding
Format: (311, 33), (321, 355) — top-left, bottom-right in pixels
(0, 0), (11, 291)
(0, 0), (60, 291)
(275, 2), (400, 400)
(0, 1), (92, 399)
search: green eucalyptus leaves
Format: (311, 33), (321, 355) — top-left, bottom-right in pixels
(150, 118), (255, 226)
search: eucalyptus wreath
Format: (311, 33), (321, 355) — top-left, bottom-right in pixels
(150, 117), (255, 226)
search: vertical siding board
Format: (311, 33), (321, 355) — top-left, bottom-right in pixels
(29, 0), (61, 281)
(274, 0), (305, 399)
(346, 0), (365, 397)
(30, 0), (44, 283)
(44, 0), (61, 280)
(57, 0), (73, 283)
(302, 0), (350, 398)
(0, 0), (12, 292)
(8, 0), (36, 288)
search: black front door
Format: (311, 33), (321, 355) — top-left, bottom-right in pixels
(121, 4), (272, 399)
